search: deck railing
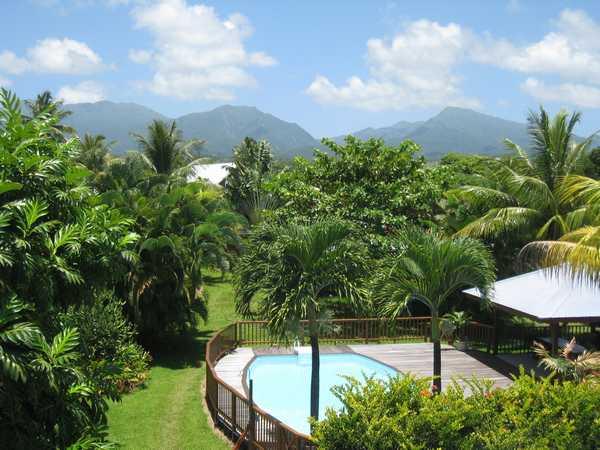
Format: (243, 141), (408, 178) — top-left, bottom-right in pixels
(205, 317), (493, 449)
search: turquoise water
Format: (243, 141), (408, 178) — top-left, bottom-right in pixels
(246, 353), (397, 434)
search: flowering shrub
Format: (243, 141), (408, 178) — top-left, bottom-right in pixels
(312, 371), (600, 450)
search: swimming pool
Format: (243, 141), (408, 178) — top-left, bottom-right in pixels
(245, 352), (398, 434)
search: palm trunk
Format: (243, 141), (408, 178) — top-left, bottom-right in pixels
(431, 312), (442, 393)
(309, 331), (320, 422)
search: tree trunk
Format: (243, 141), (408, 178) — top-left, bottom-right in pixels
(309, 331), (320, 422)
(431, 312), (442, 393)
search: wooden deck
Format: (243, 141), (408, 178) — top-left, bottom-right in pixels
(214, 342), (513, 399)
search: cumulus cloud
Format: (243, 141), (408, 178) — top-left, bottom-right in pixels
(472, 9), (600, 84)
(0, 76), (10, 87)
(306, 20), (480, 111)
(0, 38), (105, 75)
(521, 77), (600, 108)
(308, 9), (600, 111)
(129, 0), (276, 100)
(57, 80), (105, 103)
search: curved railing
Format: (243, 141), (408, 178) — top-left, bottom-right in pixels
(205, 318), (494, 449)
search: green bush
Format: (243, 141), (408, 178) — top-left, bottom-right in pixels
(313, 372), (600, 450)
(58, 291), (150, 399)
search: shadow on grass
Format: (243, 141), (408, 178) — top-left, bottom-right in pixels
(145, 327), (217, 370)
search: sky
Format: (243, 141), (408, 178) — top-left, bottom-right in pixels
(3, 0), (600, 138)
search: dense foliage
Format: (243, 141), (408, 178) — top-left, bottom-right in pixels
(266, 137), (452, 253)
(313, 373), (600, 450)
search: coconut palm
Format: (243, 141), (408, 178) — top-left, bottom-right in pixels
(132, 120), (204, 177)
(521, 175), (600, 281)
(449, 107), (596, 243)
(372, 228), (496, 392)
(77, 133), (112, 173)
(235, 219), (368, 422)
(24, 90), (75, 138)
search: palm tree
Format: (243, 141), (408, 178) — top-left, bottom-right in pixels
(534, 338), (600, 383)
(235, 220), (368, 422)
(521, 175), (600, 281)
(24, 90), (75, 137)
(132, 120), (204, 177)
(224, 137), (276, 224)
(372, 228), (496, 392)
(449, 107), (596, 243)
(77, 133), (112, 173)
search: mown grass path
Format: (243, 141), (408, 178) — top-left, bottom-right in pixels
(107, 276), (239, 449)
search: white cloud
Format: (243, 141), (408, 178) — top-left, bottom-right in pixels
(129, 49), (153, 64)
(472, 9), (600, 84)
(57, 80), (105, 103)
(0, 38), (105, 75)
(0, 76), (11, 87)
(520, 77), (600, 108)
(306, 19), (480, 111)
(129, 0), (276, 100)
(0, 51), (29, 75)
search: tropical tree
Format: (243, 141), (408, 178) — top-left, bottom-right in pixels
(449, 107), (596, 247)
(372, 228), (496, 392)
(77, 133), (112, 173)
(24, 90), (75, 138)
(521, 175), (600, 281)
(266, 136), (452, 254)
(224, 137), (275, 224)
(236, 220), (368, 422)
(132, 120), (203, 177)
(534, 338), (600, 383)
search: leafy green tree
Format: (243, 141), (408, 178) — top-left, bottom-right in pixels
(132, 120), (203, 176)
(372, 228), (495, 392)
(224, 137), (275, 224)
(449, 107), (595, 243)
(0, 89), (138, 313)
(267, 137), (451, 253)
(236, 219), (368, 422)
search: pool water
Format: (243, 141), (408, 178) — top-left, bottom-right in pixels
(246, 353), (397, 434)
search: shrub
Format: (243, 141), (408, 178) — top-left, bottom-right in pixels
(313, 372), (600, 450)
(58, 291), (151, 399)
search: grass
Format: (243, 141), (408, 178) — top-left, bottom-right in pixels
(106, 273), (239, 449)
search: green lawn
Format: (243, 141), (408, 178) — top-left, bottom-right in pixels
(107, 275), (239, 449)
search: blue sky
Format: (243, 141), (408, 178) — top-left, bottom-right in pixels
(3, 0), (600, 138)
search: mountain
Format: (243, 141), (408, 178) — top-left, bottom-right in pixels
(65, 101), (168, 153)
(176, 105), (317, 158)
(64, 102), (318, 159)
(337, 107), (530, 159)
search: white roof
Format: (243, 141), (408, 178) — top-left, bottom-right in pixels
(188, 163), (233, 185)
(463, 267), (600, 322)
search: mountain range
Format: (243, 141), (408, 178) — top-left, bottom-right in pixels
(64, 102), (538, 160)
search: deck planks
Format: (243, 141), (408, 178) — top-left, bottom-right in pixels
(214, 342), (513, 400)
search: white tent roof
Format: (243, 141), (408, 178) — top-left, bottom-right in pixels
(188, 163), (233, 185)
(463, 267), (600, 322)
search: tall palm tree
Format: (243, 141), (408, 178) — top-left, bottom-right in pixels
(521, 175), (600, 282)
(24, 90), (75, 137)
(132, 120), (204, 177)
(372, 228), (496, 392)
(449, 107), (596, 242)
(77, 133), (112, 173)
(236, 220), (368, 422)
